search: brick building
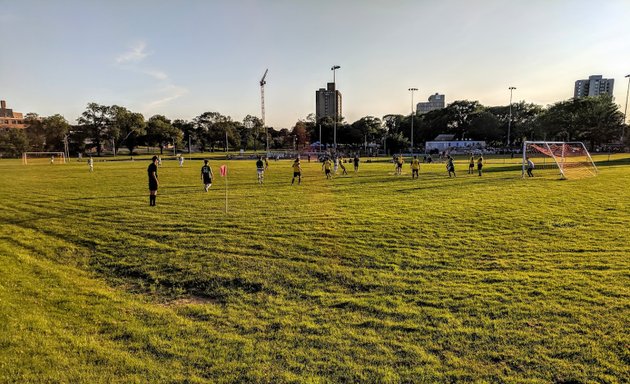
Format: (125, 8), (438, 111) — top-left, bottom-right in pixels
(0, 100), (27, 129)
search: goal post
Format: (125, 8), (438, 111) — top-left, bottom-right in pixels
(22, 152), (67, 165)
(522, 141), (597, 179)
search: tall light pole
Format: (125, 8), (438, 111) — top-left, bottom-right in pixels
(507, 86), (516, 147)
(623, 74), (630, 142)
(408, 87), (418, 154)
(331, 65), (341, 151)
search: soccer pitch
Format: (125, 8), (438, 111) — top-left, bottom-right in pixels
(1, 155), (629, 383)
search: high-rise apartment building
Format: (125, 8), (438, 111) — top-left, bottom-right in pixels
(574, 75), (614, 98)
(0, 100), (27, 129)
(416, 93), (445, 114)
(316, 83), (342, 121)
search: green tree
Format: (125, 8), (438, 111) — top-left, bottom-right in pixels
(24, 113), (45, 151)
(77, 103), (112, 156)
(0, 128), (29, 157)
(110, 106), (146, 155)
(173, 119), (195, 152)
(146, 115), (181, 154)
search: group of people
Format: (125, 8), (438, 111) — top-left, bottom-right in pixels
(146, 154), (538, 206)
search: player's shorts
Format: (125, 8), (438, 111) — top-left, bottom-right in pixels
(293, 172), (301, 177)
(477, 164), (483, 170)
(149, 181), (158, 191)
(257, 169), (264, 175)
(203, 176), (212, 184)
(325, 169), (331, 175)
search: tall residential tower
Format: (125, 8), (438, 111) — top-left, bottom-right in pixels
(316, 83), (342, 121)
(574, 75), (614, 98)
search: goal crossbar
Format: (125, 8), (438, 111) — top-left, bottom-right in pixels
(22, 152), (67, 165)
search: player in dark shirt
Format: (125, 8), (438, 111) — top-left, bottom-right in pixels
(148, 156), (159, 206)
(353, 155), (360, 173)
(256, 156), (265, 184)
(201, 159), (214, 192)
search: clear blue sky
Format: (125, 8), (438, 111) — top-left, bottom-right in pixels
(1, 0), (629, 128)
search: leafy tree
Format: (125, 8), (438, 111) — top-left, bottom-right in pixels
(0, 128), (29, 157)
(291, 121), (308, 149)
(173, 119), (195, 152)
(24, 113), (45, 151)
(242, 115), (265, 150)
(146, 115), (181, 154)
(77, 103), (112, 156)
(351, 116), (385, 147)
(110, 106), (146, 155)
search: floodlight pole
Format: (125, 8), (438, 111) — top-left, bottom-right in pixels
(623, 74), (630, 142)
(508, 86), (516, 147)
(331, 65), (340, 152)
(408, 87), (418, 154)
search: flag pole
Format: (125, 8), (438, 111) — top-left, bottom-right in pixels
(225, 169), (228, 214)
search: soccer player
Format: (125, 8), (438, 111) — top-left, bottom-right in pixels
(477, 156), (484, 176)
(526, 157), (535, 177)
(157, 156), (162, 167)
(88, 156), (94, 172)
(446, 155), (456, 178)
(291, 157), (302, 185)
(178, 155), (184, 167)
(339, 159), (348, 175)
(353, 155), (360, 173)
(333, 156), (339, 175)
(411, 155), (420, 179)
(201, 159), (213, 191)
(468, 155), (475, 174)
(256, 156), (265, 184)
(50, 155), (55, 165)
(323, 157), (333, 179)
(396, 155), (404, 175)
(148, 156), (159, 206)
(264, 157), (269, 170)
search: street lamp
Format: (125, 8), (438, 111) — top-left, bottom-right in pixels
(408, 88), (418, 154)
(623, 74), (630, 142)
(331, 65), (341, 151)
(507, 86), (516, 147)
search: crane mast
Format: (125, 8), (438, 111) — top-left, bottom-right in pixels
(260, 69), (268, 152)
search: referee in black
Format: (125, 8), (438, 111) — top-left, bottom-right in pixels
(148, 155), (159, 206)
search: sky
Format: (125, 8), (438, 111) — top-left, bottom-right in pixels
(1, 0), (630, 128)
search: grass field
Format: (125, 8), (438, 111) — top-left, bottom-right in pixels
(1, 154), (629, 383)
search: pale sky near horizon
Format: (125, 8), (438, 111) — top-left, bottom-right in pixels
(1, 0), (629, 128)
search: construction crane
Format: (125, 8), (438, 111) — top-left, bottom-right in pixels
(260, 69), (269, 152)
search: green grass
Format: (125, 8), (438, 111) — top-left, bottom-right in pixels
(1, 155), (629, 383)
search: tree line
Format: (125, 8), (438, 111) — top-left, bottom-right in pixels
(0, 95), (625, 157)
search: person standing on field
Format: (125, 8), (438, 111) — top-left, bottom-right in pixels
(446, 155), (456, 178)
(178, 155), (184, 167)
(477, 156), (483, 176)
(148, 156), (159, 206)
(256, 156), (265, 184)
(201, 159), (213, 192)
(323, 157), (333, 179)
(526, 157), (535, 177)
(395, 155), (404, 175)
(88, 156), (94, 172)
(291, 157), (302, 185)
(353, 155), (360, 173)
(468, 155), (475, 174)
(411, 155), (420, 179)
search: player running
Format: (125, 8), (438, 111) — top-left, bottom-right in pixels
(446, 155), (456, 178)
(323, 157), (333, 179)
(178, 155), (184, 167)
(256, 156), (265, 184)
(201, 159), (213, 192)
(411, 155), (420, 179)
(88, 156), (94, 172)
(339, 159), (348, 175)
(395, 155), (404, 175)
(291, 157), (302, 185)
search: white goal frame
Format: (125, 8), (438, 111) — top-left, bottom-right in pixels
(522, 141), (597, 179)
(22, 151), (67, 165)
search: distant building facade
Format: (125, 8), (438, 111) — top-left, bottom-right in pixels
(316, 83), (342, 121)
(425, 134), (486, 154)
(574, 75), (614, 98)
(416, 93), (445, 114)
(0, 100), (27, 129)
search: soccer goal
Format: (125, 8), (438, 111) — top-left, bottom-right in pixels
(522, 141), (597, 179)
(22, 152), (67, 165)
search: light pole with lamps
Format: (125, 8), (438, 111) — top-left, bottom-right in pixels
(623, 74), (630, 142)
(331, 65), (341, 151)
(408, 87), (418, 154)
(507, 86), (516, 147)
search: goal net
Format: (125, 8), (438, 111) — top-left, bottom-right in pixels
(522, 141), (597, 179)
(22, 152), (67, 165)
